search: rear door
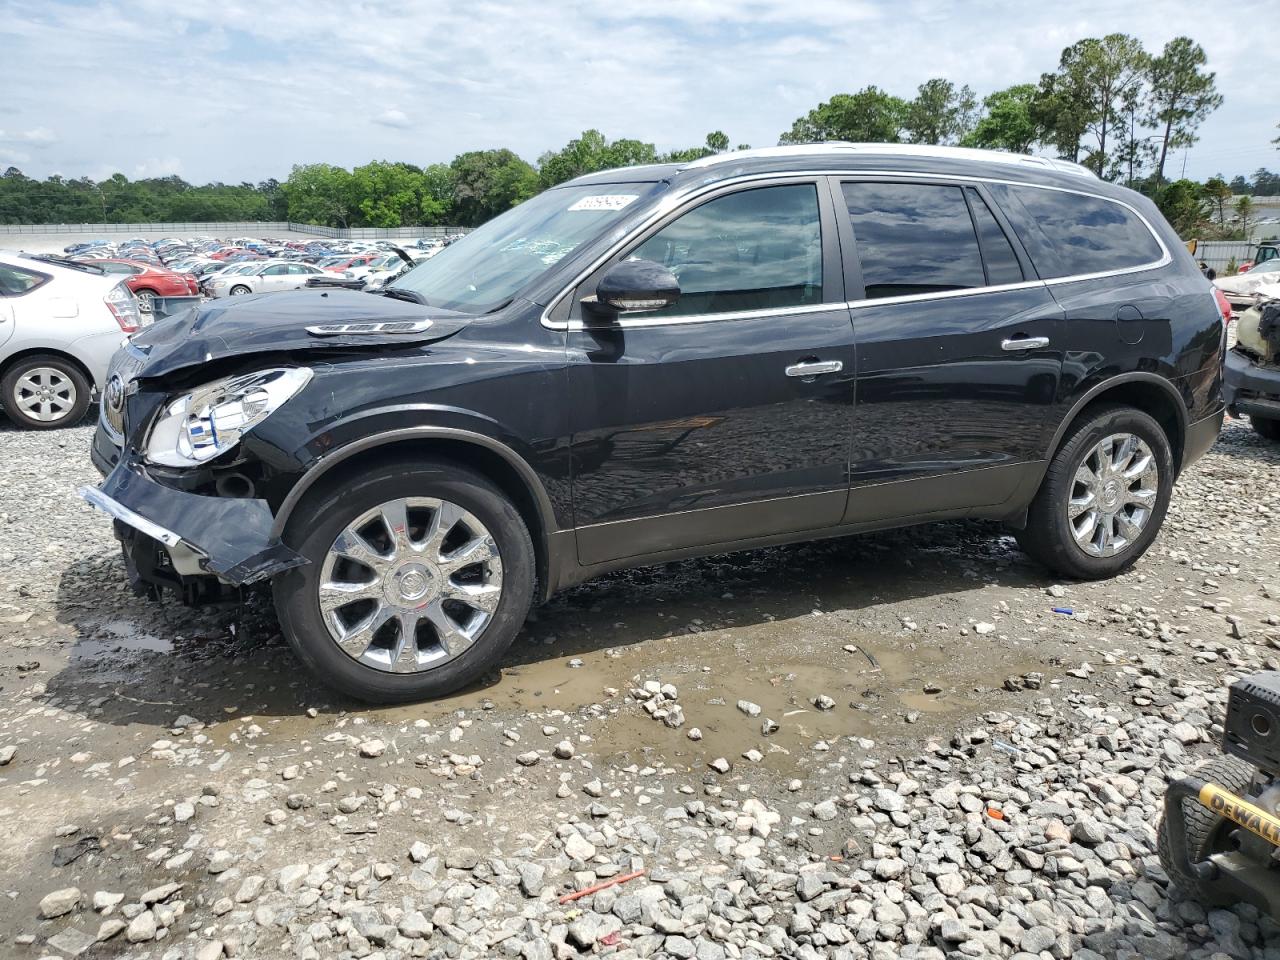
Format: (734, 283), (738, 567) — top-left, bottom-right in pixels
(564, 178), (857, 565)
(835, 177), (1064, 521)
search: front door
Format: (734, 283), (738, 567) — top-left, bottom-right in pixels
(565, 180), (857, 565)
(834, 178), (1065, 521)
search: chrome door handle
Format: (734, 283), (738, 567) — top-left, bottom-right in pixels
(1001, 336), (1050, 351)
(785, 360), (843, 378)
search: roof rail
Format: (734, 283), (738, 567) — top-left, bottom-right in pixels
(680, 142), (1099, 179)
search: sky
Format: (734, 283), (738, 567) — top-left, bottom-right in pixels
(1, 0), (1275, 186)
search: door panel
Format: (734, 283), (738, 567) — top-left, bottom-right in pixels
(837, 178), (1064, 519)
(568, 308), (856, 563)
(846, 286), (1063, 506)
(566, 179), (856, 565)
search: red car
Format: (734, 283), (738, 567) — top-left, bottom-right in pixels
(84, 259), (198, 305)
(324, 254), (377, 273)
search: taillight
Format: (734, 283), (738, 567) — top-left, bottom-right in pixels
(1213, 287), (1232, 325)
(104, 281), (143, 333)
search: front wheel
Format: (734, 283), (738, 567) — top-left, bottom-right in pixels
(1016, 404), (1174, 580)
(273, 459), (535, 703)
(1253, 416), (1280, 442)
(229, 284), (251, 296)
(1, 355), (92, 429)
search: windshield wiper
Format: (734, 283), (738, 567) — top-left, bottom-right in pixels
(382, 287), (428, 305)
(25, 254), (104, 275)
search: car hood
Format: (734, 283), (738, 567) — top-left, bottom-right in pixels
(124, 289), (469, 379)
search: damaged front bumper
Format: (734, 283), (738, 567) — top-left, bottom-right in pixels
(80, 455), (306, 598)
(1225, 348), (1280, 422)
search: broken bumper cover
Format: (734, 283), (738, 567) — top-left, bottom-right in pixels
(79, 460), (305, 588)
(1225, 349), (1280, 421)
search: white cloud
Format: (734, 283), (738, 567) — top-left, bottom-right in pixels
(133, 156), (184, 178)
(0, 0), (1272, 184)
(374, 109), (412, 129)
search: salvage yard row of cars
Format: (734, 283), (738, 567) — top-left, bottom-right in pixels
(0, 233), (456, 428)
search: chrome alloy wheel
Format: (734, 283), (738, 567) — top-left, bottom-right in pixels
(317, 497), (503, 673)
(14, 367), (78, 423)
(1068, 433), (1159, 558)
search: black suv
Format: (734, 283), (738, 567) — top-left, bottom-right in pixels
(84, 144), (1227, 703)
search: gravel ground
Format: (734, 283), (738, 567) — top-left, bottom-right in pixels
(1, 413), (1279, 960)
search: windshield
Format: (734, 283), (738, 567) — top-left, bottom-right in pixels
(389, 181), (661, 313)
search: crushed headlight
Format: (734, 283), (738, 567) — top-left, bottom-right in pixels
(145, 367), (312, 467)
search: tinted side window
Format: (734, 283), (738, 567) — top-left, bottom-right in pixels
(630, 184), (822, 317)
(1007, 186), (1163, 277)
(966, 188), (1023, 286)
(842, 183), (984, 298)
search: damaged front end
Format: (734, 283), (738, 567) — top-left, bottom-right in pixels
(1225, 298), (1280, 422)
(80, 289), (468, 604)
(81, 459), (306, 602)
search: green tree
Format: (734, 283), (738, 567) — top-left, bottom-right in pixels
(1204, 176), (1232, 226)
(704, 130), (730, 153)
(283, 163), (357, 227)
(1236, 194), (1256, 239)
(1031, 70), (1091, 163)
(779, 87), (908, 144)
(420, 163), (455, 224)
(450, 149), (538, 226)
(962, 84), (1041, 153)
(349, 161), (428, 227)
(1053, 34), (1149, 177)
(1155, 179), (1206, 236)
(904, 78), (977, 145)
(538, 130), (658, 188)
(1146, 37), (1222, 190)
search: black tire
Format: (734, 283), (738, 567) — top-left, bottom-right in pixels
(1253, 416), (1280, 442)
(1157, 756), (1255, 905)
(1016, 403), (1174, 580)
(133, 287), (158, 307)
(273, 458), (535, 703)
(229, 284), (251, 296)
(0, 354), (92, 430)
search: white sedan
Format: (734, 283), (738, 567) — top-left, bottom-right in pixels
(0, 251), (144, 429)
(205, 262), (329, 297)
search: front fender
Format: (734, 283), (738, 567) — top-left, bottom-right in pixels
(268, 417), (560, 544)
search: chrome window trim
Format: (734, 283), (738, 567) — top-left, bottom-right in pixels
(846, 278), (1047, 310)
(539, 169), (1172, 332)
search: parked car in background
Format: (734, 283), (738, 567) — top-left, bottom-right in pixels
(83, 144), (1225, 702)
(0, 251), (144, 429)
(1215, 260), (1280, 308)
(204, 261), (329, 297)
(1238, 243), (1280, 274)
(1225, 298), (1280, 441)
(79, 258), (199, 306)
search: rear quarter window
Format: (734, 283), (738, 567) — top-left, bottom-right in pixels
(1006, 185), (1164, 278)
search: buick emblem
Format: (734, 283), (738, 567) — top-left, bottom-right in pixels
(104, 375), (125, 414)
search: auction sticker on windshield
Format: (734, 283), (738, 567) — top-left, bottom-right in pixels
(568, 195), (638, 212)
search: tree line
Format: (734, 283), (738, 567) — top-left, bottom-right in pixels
(1, 32), (1275, 239)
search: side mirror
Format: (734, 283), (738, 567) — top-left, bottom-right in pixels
(589, 259), (680, 315)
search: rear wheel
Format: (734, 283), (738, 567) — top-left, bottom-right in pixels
(1016, 404), (1174, 580)
(274, 459), (535, 703)
(1253, 416), (1280, 442)
(1158, 756), (1256, 905)
(133, 287), (158, 309)
(1, 355), (92, 429)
